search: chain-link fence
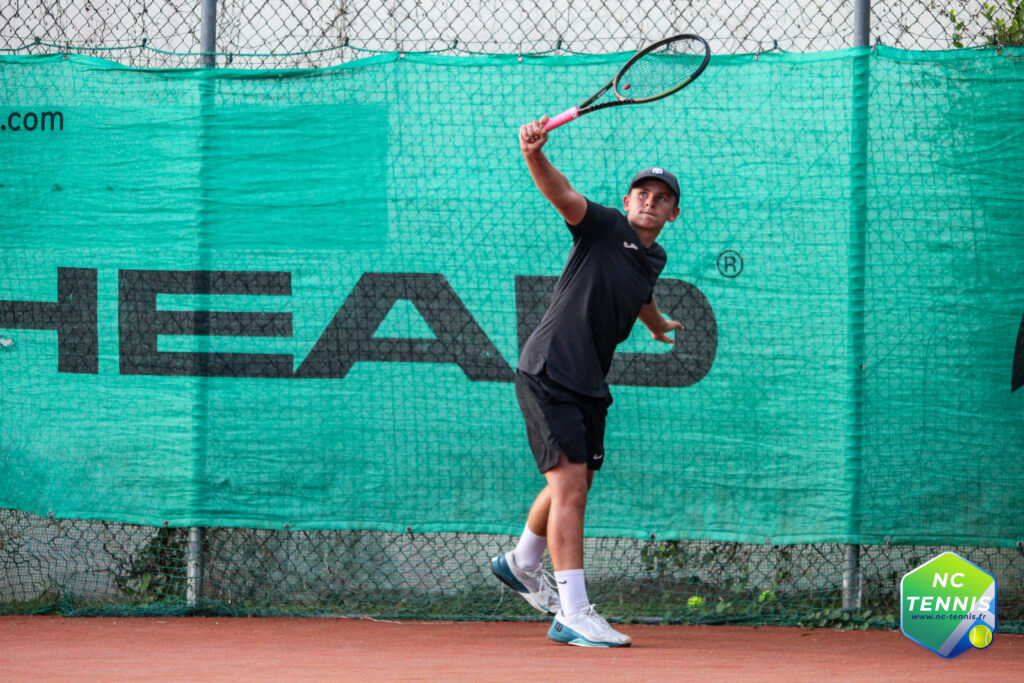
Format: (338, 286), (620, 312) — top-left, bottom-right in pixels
(2, 1), (1022, 632)
(0, 1), (1016, 68)
(3, 509), (1022, 629)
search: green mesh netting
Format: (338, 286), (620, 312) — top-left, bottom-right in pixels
(1, 48), (1022, 626)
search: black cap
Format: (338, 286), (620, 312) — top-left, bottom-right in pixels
(630, 167), (680, 201)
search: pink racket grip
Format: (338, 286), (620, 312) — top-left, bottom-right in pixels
(544, 107), (580, 132)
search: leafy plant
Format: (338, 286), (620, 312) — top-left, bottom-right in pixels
(798, 607), (897, 631)
(638, 540), (793, 622)
(113, 526), (188, 604)
(951, 1), (1024, 48)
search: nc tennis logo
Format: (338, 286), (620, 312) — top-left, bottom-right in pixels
(900, 552), (996, 658)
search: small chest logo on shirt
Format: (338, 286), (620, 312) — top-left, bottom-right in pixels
(622, 241), (639, 251)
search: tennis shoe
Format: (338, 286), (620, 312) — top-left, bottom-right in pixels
(490, 552), (560, 615)
(547, 605), (632, 647)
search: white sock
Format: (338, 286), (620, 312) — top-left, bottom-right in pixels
(554, 569), (588, 616)
(512, 525), (547, 570)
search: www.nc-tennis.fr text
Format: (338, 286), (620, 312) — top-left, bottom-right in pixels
(910, 613), (989, 621)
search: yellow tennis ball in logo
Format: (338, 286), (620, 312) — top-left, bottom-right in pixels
(968, 624), (993, 649)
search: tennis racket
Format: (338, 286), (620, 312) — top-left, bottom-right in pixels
(543, 34), (710, 132)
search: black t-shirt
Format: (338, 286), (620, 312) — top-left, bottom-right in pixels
(518, 199), (667, 397)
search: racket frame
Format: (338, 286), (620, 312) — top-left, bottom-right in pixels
(543, 33), (710, 132)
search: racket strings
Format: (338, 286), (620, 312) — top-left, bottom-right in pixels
(617, 39), (706, 99)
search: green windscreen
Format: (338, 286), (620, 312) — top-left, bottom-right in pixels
(1, 48), (1022, 547)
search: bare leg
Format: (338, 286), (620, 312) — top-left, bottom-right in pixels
(525, 485), (551, 536)
(542, 453), (593, 571)
(526, 464), (595, 539)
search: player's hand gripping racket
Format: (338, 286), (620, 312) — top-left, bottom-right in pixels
(543, 34), (710, 132)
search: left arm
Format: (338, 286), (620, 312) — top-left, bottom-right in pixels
(638, 297), (683, 344)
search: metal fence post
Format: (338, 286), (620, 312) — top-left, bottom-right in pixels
(186, 0), (219, 610)
(843, 0), (871, 613)
(853, 0), (871, 48)
(201, 0), (218, 67)
(187, 526), (203, 607)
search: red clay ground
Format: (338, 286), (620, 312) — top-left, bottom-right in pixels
(2, 616), (1021, 681)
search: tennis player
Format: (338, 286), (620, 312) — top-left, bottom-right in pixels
(491, 114), (682, 647)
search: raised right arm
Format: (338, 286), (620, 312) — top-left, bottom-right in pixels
(519, 116), (588, 226)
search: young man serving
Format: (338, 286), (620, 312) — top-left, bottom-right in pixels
(491, 115), (683, 647)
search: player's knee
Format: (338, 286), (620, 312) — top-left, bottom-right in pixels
(553, 480), (588, 510)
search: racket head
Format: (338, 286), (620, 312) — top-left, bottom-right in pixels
(612, 34), (710, 103)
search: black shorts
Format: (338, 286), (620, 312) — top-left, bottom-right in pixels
(514, 369), (612, 473)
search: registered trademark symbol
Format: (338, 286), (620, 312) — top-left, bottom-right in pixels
(717, 250), (743, 278)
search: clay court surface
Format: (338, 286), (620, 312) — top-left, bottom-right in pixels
(2, 616), (1022, 680)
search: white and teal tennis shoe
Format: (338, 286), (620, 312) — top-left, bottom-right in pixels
(490, 552), (560, 615)
(547, 604), (632, 647)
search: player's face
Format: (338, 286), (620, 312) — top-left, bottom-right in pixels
(623, 180), (680, 244)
